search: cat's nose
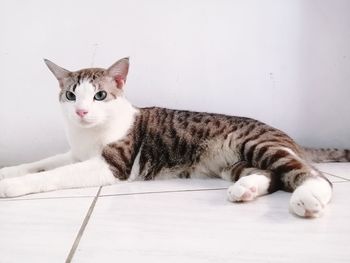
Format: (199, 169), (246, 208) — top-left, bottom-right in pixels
(76, 109), (88, 117)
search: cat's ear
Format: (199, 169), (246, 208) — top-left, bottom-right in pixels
(44, 59), (71, 86)
(106, 57), (129, 89)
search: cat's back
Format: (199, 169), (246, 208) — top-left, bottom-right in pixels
(139, 106), (256, 127)
(137, 106), (298, 155)
(139, 106), (266, 140)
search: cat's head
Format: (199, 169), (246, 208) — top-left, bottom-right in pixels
(44, 58), (130, 128)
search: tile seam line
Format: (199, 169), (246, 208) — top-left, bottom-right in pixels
(99, 187), (228, 198)
(332, 180), (350, 184)
(0, 195), (96, 202)
(321, 171), (350, 181)
(65, 186), (102, 263)
(98, 180), (349, 199)
(0, 187), (229, 202)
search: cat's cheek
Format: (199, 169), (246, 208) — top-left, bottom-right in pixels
(90, 109), (107, 125)
(60, 103), (76, 122)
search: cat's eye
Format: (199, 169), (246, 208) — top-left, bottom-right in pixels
(94, 91), (107, 101)
(66, 91), (76, 101)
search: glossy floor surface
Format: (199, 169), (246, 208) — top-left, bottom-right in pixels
(0, 163), (349, 263)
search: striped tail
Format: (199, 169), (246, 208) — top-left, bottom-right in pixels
(303, 147), (350, 163)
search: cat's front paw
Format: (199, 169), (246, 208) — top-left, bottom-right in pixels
(0, 178), (31, 198)
(0, 166), (27, 180)
(290, 178), (332, 218)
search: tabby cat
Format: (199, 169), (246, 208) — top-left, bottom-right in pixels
(0, 57), (349, 218)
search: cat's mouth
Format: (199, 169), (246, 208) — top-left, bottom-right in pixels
(76, 118), (97, 127)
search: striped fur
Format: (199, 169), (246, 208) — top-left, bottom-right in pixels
(303, 147), (350, 162)
(101, 107), (338, 194)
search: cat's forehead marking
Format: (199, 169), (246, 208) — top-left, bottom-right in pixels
(71, 68), (105, 86)
(59, 68), (122, 102)
(69, 68), (105, 93)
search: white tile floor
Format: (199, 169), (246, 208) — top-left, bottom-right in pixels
(0, 163), (349, 263)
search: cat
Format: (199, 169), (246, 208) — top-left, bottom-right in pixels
(0, 57), (349, 218)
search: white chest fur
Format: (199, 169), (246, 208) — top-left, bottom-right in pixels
(64, 98), (138, 161)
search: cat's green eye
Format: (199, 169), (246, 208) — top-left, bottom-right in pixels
(94, 91), (107, 101)
(66, 91), (76, 101)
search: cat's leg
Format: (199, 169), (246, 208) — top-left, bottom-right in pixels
(254, 146), (332, 218)
(0, 152), (73, 180)
(223, 146), (332, 217)
(221, 161), (276, 202)
(0, 157), (117, 198)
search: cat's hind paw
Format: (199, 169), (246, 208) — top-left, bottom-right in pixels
(227, 183), (258, 202)
(227, 174), (269, 202)
(289, 178), (332, 218)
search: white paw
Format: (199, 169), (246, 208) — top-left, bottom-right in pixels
(0, 165), (27, 180)
(227, 174), (270, 202)
(290, 178), (332, 218)
(0, 178), (32, 198)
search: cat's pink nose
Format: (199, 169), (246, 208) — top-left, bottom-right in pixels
(76, 109), (88, 117)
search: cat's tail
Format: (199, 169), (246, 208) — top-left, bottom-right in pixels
(302, 147), (350, 163)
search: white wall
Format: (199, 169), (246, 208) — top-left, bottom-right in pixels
(0, 0), (349, 166)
